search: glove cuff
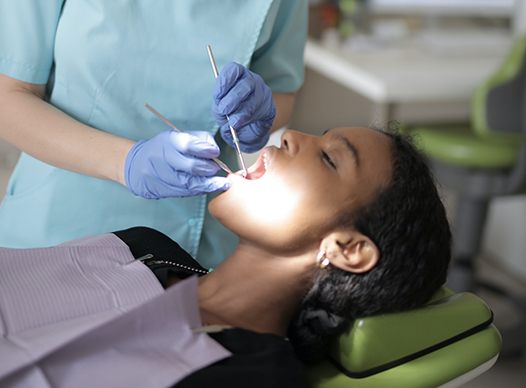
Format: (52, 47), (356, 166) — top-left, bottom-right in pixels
(124, 140), (147, 194)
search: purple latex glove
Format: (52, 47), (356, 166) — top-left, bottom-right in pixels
(124, 130), (230, 199)
(212, 62), (276, 153)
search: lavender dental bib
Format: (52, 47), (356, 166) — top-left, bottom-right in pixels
(0, 234), (230, 388)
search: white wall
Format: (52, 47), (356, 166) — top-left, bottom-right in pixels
(484, 198), (526, 280)
(512, 0), (526, 37)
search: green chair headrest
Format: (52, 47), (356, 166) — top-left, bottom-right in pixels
(330, 287), (493, 377)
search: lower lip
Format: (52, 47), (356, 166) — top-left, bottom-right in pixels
(242, 147), (275, 181)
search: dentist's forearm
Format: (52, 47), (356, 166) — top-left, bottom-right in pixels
(0, 74), (134, 185)
(271, 92), (296, 132)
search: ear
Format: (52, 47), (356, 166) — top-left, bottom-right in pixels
(321, 230), (380, 274)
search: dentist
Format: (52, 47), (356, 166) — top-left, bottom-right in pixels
(0, 0), (307, 268)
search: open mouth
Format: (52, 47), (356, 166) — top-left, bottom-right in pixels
(245, 148), (272, 180)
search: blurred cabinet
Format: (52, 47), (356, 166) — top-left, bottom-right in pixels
(303, 36), (511, 125)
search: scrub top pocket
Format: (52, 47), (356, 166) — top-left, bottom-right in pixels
(3, 155), (59, 200)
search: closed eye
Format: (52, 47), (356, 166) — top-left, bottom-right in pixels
(321, 150), (337, 169)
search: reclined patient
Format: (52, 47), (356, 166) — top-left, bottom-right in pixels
(0, 127), (451, 388)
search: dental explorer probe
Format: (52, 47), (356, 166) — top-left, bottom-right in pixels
(144, 103), (233, 175)
(206, 44), (249, 178)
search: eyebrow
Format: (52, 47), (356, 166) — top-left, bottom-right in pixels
(337, 135), (360, 167)
(322, 129), (360, 167)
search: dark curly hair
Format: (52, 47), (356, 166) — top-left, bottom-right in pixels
(288, 130), (452, 364)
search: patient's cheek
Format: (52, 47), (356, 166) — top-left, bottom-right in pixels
(243, 183), (302, 226)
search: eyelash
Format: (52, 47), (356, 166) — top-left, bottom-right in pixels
(321, 151), (337, 169)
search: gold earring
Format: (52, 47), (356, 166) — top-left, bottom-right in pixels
(316, 250), (331, 269)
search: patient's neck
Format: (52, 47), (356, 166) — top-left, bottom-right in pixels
(197, 243), (315, 337)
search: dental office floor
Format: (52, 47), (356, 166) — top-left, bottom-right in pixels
(1, 136), (526, 387)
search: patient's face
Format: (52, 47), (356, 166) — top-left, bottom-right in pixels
(209, 127), (393, 253)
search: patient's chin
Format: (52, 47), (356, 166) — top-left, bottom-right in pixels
(208, 195), (224, 219)
(208, 173), (246, 219)
(208, 191), (238, 228)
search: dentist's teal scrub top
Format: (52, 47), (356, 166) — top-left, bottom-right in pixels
(0, 0), (307, 268)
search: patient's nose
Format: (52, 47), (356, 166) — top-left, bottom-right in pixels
(281, 129), (306, 156)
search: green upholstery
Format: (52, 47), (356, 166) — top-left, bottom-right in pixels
(308, 288), (501, 388)
(412, 35), (526, 168)
(308, 328), (499, 388)
(413, 126), (521, 168)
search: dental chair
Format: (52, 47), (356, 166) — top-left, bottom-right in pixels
(409, 34), (526, 357)
(308, 287), (501, 388)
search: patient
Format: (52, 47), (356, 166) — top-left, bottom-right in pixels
(1, 127), (451, 388)
(114, 126), (451, 386)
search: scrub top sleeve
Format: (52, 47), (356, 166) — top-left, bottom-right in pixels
(250, 0), (308, 94)
(0, 0), (65, 84)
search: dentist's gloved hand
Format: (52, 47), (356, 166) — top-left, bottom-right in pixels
(124, 130), (230, 199)
(212, 62), (276, 153)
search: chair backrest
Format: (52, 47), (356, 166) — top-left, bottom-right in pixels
(472, 35), (526, 139)
(470, 34), (526, 193)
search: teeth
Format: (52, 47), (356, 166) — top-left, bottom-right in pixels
(263, 154), (268, 171)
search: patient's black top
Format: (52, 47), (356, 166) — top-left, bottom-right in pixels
(113, 226), (307, 388)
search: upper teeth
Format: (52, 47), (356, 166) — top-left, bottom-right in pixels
(263, 154), (268, 171)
